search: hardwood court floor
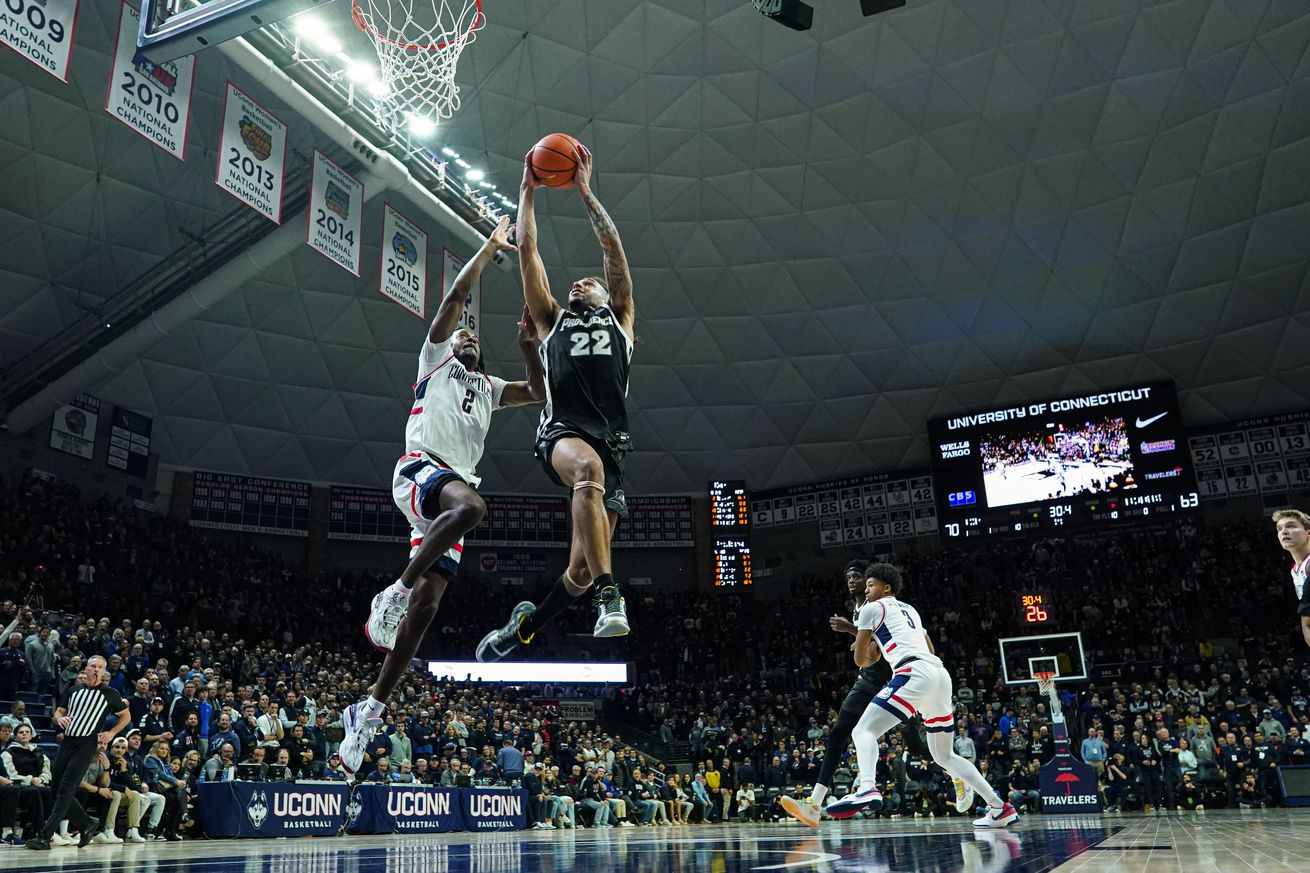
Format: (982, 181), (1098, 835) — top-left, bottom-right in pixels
(3, 810), (1308, 873)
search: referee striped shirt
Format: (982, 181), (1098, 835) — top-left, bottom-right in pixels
(61, 682), (127, 738)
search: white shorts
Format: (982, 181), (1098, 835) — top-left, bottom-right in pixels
(871, 659), (955, 732)
(392, 451), (465, 577)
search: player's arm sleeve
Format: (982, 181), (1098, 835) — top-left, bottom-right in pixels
(489, 376), (510, 409)
(855, 601), (885, 631)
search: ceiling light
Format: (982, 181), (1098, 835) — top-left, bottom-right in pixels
(347, 63), (376, 84)
(441, 147), (458, 158)
(454, 158), (470, 169)
(466, 169), (485, 182)
(408, 115), (436, 137)
(368, 80), (389, 99)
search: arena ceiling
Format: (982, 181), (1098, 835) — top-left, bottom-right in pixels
(2, 0), (1310, 494)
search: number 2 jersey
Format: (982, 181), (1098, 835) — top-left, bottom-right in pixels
(537, 305), (633, 447)
(856, 596), (943, 669)
(405, 333), (508, 487)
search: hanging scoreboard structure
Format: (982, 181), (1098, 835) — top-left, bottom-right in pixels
(613, 497), (694, 548)
(750, 471), (936, 548)
(1188, 410), (1310, 501)
(710, 481), (752, 588)
(190, 472), (310, 537)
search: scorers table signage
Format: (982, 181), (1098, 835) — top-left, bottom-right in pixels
(1188, 410), (1310, 500)
(191, 472), (310, 537)
(751, 471), (936, 547)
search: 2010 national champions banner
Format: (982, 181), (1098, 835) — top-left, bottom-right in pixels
(1, 0), (78, 82)
(105, 1), (195, 161)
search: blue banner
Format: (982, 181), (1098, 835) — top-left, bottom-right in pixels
(199, 782), (350, 838)
(1039, 754), (1101, 813)
(348, 784), (462, 834)
(460, 788), (527, 831)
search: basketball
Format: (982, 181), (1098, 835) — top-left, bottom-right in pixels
(529, 133), (582, 189)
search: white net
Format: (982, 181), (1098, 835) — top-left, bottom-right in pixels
(351, 0), (485, 122)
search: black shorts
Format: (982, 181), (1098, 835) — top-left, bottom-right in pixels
(840, 671), (884, 717)
(535, 423), (630, 518)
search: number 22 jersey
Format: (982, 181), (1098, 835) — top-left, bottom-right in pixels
(537, 305), (633, 446)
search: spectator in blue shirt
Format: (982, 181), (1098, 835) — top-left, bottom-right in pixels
(1081, 727), (1108, 776)
(209, 713), (242, 763)
(365, 757), (398, 783)
(496, 739), (525, 781)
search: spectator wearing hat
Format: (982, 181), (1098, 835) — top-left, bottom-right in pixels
(138, 698), (172, 747)
(524, 762), (550, 828)
(577, 766), (613, 828)
(105, 737), (147, 843)
(321, 752), (347, 782)
(1257, 709), (1286, 741)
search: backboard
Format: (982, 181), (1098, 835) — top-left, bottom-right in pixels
(136, 0), (338, 65)
(997, 632), (1087, 686)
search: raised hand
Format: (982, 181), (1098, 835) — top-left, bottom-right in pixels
(516, 305), (535, 345)
(573, 141), (594, 192)
(522, 152), (546, 190)
(488, 215), (516, 253)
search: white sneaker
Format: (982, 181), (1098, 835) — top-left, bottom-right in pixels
(778, 796), (820, 829)
(126, 828), (146, 844)
(339, 701), (383, 779)
(619, 820), (634, 827)
(363, 580), (410, 652)
(92, 832), (113, 845)
(593, 586), (630, 638)
(974, 802), (1020, 829)
(953, 777), (976, 814)
(827, 787), (883, 817)
(476, 601), (536, 662)
(50, 832), (74, 847)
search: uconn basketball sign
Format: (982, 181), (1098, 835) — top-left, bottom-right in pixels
(200, 783), (351, 837)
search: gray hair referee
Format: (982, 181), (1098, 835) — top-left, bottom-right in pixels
(25, 655), (130, 851)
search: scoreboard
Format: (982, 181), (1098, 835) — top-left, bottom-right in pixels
(190, 472), (311, 537)
(751, 471), (937, 546)
(709, 481), (752, 588)
(1188, 410), (1310, 500)
(613, 497), (694, 548)
(466, 496), (569, 547)
(328, 486), (410, 542)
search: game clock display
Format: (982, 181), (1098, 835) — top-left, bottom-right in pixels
(928, 381), (1201, 539)
(709, 481), (753, 588)
(1017, 591), (1053, 624)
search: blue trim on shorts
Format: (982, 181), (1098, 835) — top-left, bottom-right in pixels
(872, 697), (910, 723)
(926, 724), (955, 733)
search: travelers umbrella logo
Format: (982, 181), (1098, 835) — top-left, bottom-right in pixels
(1054, 772), (1079, 795)
(247, 790), (269, 828)
(239, 115), (273, 161)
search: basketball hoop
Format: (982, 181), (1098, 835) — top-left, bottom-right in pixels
(352, 0), (486, 122)
(1035, 672), (1057, 698)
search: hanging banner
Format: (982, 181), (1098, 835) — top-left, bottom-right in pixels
(49, 394), (99, 460)
(106, 406), (152, 478)
(215, 82), (287, 223)
(440, 248), (479, 335)
(1, 0), (78, 82)
(104, 1), (195, 161)
(380, 204), (427, 319)
(306, 150), (363, 275)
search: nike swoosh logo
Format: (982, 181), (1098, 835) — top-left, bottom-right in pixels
(1136, 412), (1168, 428)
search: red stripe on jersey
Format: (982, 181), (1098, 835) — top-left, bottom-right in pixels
(894, 668), (912, 675)
(410, 537), (423, 547)
(410, 486), (419, 518)
(451, 543), (464, 554)
(924, 715), (952, 724)
(413, 354), (457, 389)
(885, 642), (898, 653)
(890, 694), (916, 715)
(872, 602), (886, 629)
(410, 407), (424, 416)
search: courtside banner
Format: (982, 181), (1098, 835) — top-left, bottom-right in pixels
(105, 1), (194, 160)
(1, 0), (78, 82)
(348, 785), (461, 834)
(216, 82), (287, 223)
(380, 204), (427, 319)
(440, 247), (479, 335)
(306, 150), (363, 275)
(460, 789), (527, 831)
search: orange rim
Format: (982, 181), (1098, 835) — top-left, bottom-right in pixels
(352, 0), (485, 52)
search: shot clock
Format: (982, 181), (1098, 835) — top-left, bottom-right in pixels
(1017, 591), (1053, 624)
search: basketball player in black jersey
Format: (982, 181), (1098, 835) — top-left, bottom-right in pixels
(478, 142), (635, 661)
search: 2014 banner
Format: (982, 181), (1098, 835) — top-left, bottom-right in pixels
(1, 0), (78, 82)
(104, 1), (195, 160)
(306, 150), (363, 275)
(380, 204), (427, 319)
(215, 82), (287, 223)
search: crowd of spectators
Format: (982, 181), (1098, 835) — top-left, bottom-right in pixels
(0, 469), (1308, 845)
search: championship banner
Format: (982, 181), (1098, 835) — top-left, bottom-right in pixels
(1, 0), (78, 82)
(215, 82), (287, 223)
(49, 394), (99, 460)
(306, 150), (363, 275)
(460, 789), (527, 831)
(104, 2), (195, 160)
(347, 785), (461, 834)
(198, 782), (348, 838)
(440, 247), (479, 334)
(190, 471), (310, 537)
(380, 204), (428, 319)
(106, 406), (152, 477)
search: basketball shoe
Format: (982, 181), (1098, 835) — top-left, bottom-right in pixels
(593, 586), (629, 637)
(825, 787), (883, 817)
(952, 777), (976, 814)
(363, 580), (409, 652)
(973, 802), (1020, 829)
(476, 601), (537, 662)
(778, 796), (821, 829)
(339, 701), (382, 779)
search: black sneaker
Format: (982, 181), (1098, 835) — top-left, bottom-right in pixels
(476, 601), (536, 662)
(78, 820), (104, 849)
(25, 837), (51, 851)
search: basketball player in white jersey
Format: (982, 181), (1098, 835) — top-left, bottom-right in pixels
(827, 565), (1019, 828)
(1273, 508), (1310, 648)
(338, 217), (545, 777)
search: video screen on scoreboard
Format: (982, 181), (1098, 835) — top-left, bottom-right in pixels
(928, 381), (1200, 538)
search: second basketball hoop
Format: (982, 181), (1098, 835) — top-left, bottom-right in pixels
(352, 0), (486, 122)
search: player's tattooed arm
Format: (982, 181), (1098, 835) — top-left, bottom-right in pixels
(574, 144), (634, 332)
(430, 216), (514, 344)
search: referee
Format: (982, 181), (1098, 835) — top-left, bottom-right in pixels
(26, 655), (130, 851)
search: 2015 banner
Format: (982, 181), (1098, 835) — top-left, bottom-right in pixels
(306, 150), (363, 275)
(380, 204), (428, 319)
(104, 1), (195, 160)
(1, 0), (78, 82)
(215, 82), (287, 223)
